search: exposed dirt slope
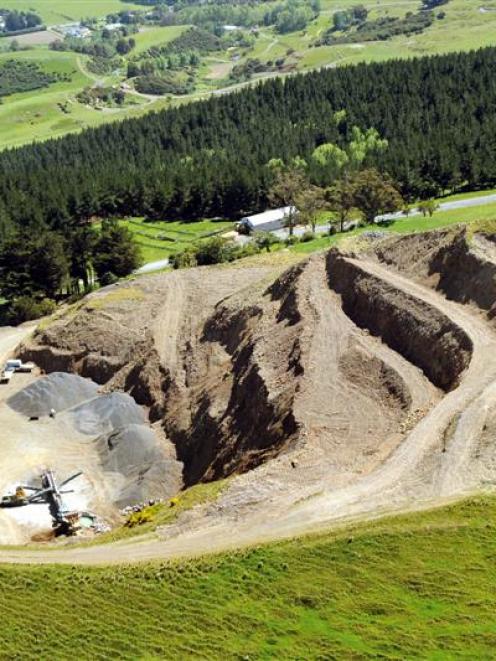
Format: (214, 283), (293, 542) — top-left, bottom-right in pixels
(3, 227), (496, 564)
(372, 228), (496, 320)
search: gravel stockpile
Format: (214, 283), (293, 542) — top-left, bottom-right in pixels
(69, 392), (145, 436)
(68, 392), (177, 506)
(8, 375), (181, 508)
(7, 372), (99, 418)
(98, 425), (180, 506)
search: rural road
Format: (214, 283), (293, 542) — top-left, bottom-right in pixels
(135, 257), (170, 274)
(0, 325), (35, 364)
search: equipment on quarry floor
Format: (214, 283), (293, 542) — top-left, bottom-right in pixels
(0, 470), (84, 535)
(0, 487), (28, 507)
(0, 368), (14, 384)
(0, 360), (34, 385)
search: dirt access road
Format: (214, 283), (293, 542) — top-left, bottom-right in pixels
(1, 245), (495, 565)
(0, 326), (35, 364)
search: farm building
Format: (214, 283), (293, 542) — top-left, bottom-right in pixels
(238, 206), (296, 233)
(58, 23), (91, 39)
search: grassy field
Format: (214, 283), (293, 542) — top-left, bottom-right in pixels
(293, 198), (496, 255)
(125, 195), (496, 265)
(0, 48), (97, 146)
(0, 0), (494, 150)
(0, 495), (495, 658)
(123, 217), (235, 263)
(131, 25), (190, 56)
(298, 0), (496, 70)
(0, 0), (143, 25)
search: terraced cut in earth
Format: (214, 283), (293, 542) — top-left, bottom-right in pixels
(1, 225), (496, 563)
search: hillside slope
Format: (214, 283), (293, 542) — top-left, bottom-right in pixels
(0, 496), (495, 659)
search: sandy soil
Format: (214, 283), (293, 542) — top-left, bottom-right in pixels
(1, 229), (496, 563)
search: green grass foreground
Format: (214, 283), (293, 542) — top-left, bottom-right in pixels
(1, 496), (495, 659)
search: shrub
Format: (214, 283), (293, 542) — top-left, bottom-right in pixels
(285, 235), (300, 246)
(195, 236), (231, 265)
(300, 231), (315, 243)
(99, 272), (118, 286)
(125, 508), (154, 528)
(254, 231), (279, 252)
(171, 248), (198, 269)
(417, 199), (439, 217)
(7, 296), (56, 325)
(135, 75), (190, 96)
(171, 237), (261, 270)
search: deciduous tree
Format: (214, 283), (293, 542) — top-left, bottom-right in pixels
(268, 167), (308, 236)
(351, 169), (404, 224)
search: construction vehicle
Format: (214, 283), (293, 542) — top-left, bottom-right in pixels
(0, 486), (28, 507)
(4, 359), (34, 373)
(0, 470), (83, 535)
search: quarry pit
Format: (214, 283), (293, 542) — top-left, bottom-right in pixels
(1, 227), (496, 558)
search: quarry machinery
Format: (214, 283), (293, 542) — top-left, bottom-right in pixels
(0, 470), (83, 535)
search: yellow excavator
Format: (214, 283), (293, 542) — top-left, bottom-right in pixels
(1, 486), (28, 507)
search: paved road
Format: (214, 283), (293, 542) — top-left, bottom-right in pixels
(274, 192), (496, 240)
(134, 258), (170, 275)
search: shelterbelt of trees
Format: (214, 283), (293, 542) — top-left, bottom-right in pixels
(1, 46), (496, 236)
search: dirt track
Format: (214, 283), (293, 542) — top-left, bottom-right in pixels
(1, 229), (496, 564)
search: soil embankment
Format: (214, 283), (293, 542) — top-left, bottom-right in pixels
(373, 228), (496, 319)
(326, 249), (473, 391)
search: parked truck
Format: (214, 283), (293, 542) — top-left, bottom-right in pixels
(0, 359), (34, 384)
(0, 368), (14, 384)
(5, 359), (34, 373)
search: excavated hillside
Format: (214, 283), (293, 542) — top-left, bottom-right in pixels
(13, 226), (496, 549)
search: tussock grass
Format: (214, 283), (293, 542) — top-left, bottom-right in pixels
(1, 495), (495, 658)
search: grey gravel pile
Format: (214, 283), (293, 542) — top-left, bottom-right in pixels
(97, 424), (179, 507)
(8, 373), (182, 507)
(69, 392), (145, 436)
(7, 372), (99, 418)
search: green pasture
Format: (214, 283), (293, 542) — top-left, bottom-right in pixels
(0, 0), (495, 149)
(0, 495), (495, 658)
(293, 198), (496, 254)
(299, 0), (496, 70)
(0, 1), (143, 25)
(121, 217), (235, 263)
(0, 47), (160, 149)
(131, 25), (190, 56)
